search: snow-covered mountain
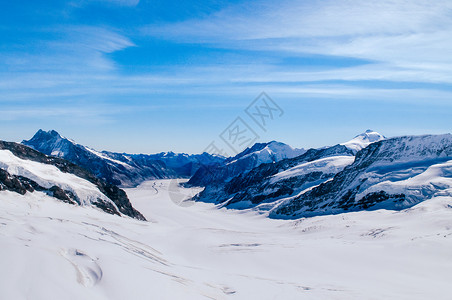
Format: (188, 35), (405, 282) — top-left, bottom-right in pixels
(190, 131), (384, 207)
(23, 130), (224, 187)
(271, 134), (452, 219)
(0, 140), (145, 220)
(15, 129), (452, 220)
(223, 145), (355, 209)
(187, 141), (305, 187)
(2, 131), (452, 299)
(193, 142), (355, 206)
(341, 129), (386, 153)
(225, 141), (306, 165)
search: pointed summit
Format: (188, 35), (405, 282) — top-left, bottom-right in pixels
(23, 129), (73, 158)
(227, 141), (305, 164)
(342, 130), (385, 153)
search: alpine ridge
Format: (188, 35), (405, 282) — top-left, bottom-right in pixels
(271, 134), (452, 218)
(23, 130), (224, 187)
(187, 131), (452, 219)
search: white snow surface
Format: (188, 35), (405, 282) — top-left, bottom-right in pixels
(228, 141), (305, 165)
(1, 179), (452, 299)
(270, 155), (355, 183)
(342, 130), (385, 153)
(349, 134), (452, 207)
(0, 149), (115, 207)
(83, 146), (132, 169)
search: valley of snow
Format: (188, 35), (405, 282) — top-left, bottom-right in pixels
(1, 179), (452, 299)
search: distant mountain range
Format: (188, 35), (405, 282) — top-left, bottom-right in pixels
(23, 130), (224, 187)
(188, 131), (384, 204)
(2, 128), (451, 220)
(187, 140), (306, 187)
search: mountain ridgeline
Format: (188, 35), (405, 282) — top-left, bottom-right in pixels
(186, 131), (452, 219)
(10, 129), (452, 220)
(271, 134), (452, 218)
(23, 130), (225, 187)
(187, 131), (384, 206)
(187, 141), (306, 187)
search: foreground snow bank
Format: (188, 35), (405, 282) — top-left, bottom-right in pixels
(1, 180), (452, 299)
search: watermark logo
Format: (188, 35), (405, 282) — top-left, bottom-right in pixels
(220, 117), (259, 154)
(245, 92), (284, 132)
(168, 92), (283, 206)
(203, 141), (228, 157)
(168, 179), (198, 207)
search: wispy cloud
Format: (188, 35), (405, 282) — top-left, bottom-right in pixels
(143, 0), (452, 84)
(1, 26), (134, 73)
(1, 0), (451, 152)
(78, 0), (140, 7)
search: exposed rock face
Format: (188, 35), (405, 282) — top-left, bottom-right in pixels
(0, 169), (78, 204)
(271, 134), (452, 219)
(0, 140), (145, 220)
(0, 168), (34, 195)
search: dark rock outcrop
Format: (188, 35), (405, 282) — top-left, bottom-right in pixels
(0, 140), (145, 220)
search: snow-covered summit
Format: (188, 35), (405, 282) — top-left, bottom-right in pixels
(263, 141), (306, 161)
(227, 141), (305, 165)
(342, 130), (385, 153)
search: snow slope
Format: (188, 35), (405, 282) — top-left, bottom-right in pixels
(1, 179), (452, 299)
(190, 131), (382, 208)
(0, 141), (144, 220)
(0, 149), (114, 206)
(270, 155), (355, 183)
(273, 134), (452, 218)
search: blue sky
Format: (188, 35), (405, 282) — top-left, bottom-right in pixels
(1, 0), (452, 154)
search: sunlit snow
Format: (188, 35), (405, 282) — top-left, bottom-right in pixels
(1, 179), (451, 299)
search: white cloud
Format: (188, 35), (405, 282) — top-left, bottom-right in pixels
(145, 0), (452, 40)
(66, 26), (135, 53)
(87, 0), (140, 7)
(143, 0), (452, 84)
(1, 26), (135, 73)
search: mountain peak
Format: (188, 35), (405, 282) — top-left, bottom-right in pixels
(31, 129), (63, 140)
(225, 140), (306, 165)
(342, 130), (385, 153)
(356, 130), (385, 142)
(48, 129), (61, 137)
